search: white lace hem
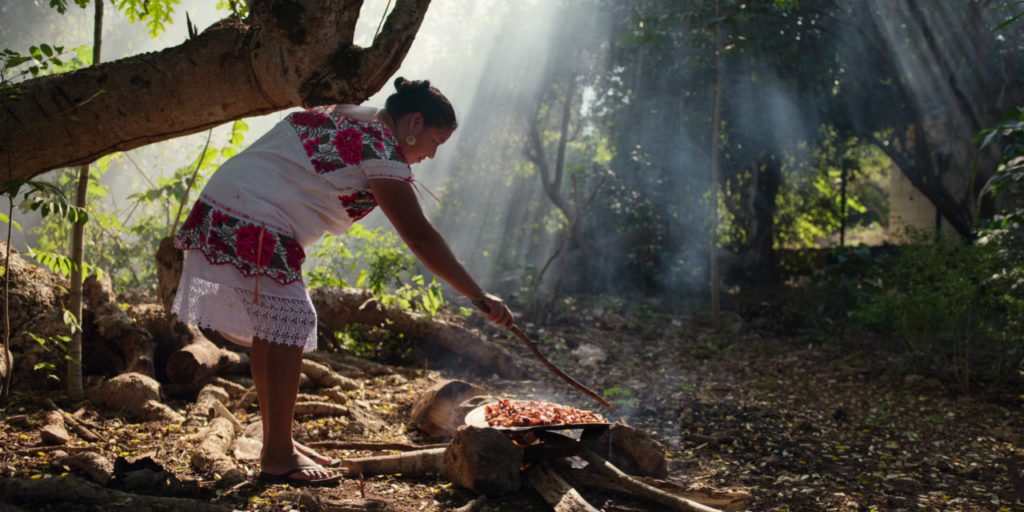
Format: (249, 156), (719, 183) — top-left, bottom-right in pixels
(171, 274), (318, 353)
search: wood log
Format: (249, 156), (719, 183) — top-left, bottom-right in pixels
(453, 495), (487, 512)
(301, 359), (360, 390)
(42, 399), (101, 442)
(0, 475), (231, 511)
(55, 451), (114, 485)
(276, 491), (395, 512)
(564, 469), (751, 512)
(165, 332), (249, 389)
(294, 400), (349, 417)
(576, 449), (723, 512)
(443, 426), (522, 497)
(83, 274), (156, 378)
(156, 236), (183, 314)
(311, 287), (525, 379)
(183, 384), (230, 431)
(191, 416), (246, 485)
(524, 461), (599, 512)
(39, 410), (71, 445)
(304, 350), (389, 378)
(591, 419), (669, 478)
(410, 379), (488, 441)
(307, 440), (447, 452)
(86, 372), (183, 422)
(338, 446), (446, 477)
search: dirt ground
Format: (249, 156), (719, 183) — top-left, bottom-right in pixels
(1, 299), (1022, 511)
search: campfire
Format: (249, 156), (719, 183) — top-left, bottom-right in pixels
(407, 381), (749, 512)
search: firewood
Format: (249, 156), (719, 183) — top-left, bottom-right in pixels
(42, 400), (100, 442)
(86, 372), (183, 423)
(184, 384), (230, 430)
(306, 440), (448, 451)
(39, 410), (71, 445)
(83, 273), (156, 378)
(301, 359), (360, 390)
(410, 379), (488, 441)
(156, 236), (183, 314)
(311, 287), (525, 379)
(190, 416), (246, 485)
(591, 420), (669, 478)
(210, 376), (249, 398)
(576, 448), (723, 512)
(0, 474), (232, 511)
(524, 461), (600, 512)
(453, 494), (487, 512)
(443, 426), (522, 497)
(294, 400), (349, 417)
(338, 446), (446, 477)
(56, 451), (115, 485)
(165, 331), (249, 389)
(564, 469), (751, 512)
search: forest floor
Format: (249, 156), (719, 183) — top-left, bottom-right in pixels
(1, 295), (1023, 511)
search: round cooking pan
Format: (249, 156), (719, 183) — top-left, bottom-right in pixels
(464, 402), (610, 433)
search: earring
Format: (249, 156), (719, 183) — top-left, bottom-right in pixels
(405, 135), (417, 146)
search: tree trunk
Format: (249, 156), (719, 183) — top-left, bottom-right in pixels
(0, 0), (431, 182)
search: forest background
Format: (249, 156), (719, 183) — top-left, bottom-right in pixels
(1, 0), (1023, 424)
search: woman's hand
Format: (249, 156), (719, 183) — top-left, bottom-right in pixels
(472, 293), (515, 328)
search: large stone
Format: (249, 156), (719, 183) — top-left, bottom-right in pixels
(410, 379), (488, 441)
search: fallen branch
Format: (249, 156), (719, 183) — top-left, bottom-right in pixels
(191, 416), (246, 485)
(453, 494), (488, 512)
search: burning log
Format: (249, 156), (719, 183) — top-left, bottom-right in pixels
(525, 461), (600, 512)
(591, 420), (669, 478)
(443, 426), (523, 497)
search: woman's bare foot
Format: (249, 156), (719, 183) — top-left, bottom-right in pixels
(293, 439), (337, 466)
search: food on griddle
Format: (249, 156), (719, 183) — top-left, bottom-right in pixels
(485, 399), (607, 427)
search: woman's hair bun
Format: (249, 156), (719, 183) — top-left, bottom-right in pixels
(394, 77), (431, 92)
(386, 77), (456, 130)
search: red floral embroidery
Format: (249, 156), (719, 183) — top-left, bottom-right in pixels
(235, 224), (277, 265)
(291, 110), (329, 128)
(285, 239), (304, 270)
(334, 128), (364, 166)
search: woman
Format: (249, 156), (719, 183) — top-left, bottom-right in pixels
(172, 78), (514, 486)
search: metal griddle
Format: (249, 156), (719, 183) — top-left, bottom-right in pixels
(464, 402), (610, 434)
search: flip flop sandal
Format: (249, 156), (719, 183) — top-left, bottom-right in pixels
(258, 465), (342, 487)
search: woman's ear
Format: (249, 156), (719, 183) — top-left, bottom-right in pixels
(406, 112), (425, 135)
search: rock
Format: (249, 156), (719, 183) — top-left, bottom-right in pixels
(87, 372), (183, 422)
(569, 343), (607, 371)
(593, 420), (668, 478)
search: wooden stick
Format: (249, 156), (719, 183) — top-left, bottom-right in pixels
(508, 325), (612, 409)
(563, 468), (750, 512)
(576, 448), (723, 512)
(337, 446), (446, 477)
(306, 440), (448, 452)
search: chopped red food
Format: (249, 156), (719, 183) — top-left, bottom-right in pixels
(484, 399), (607, 427)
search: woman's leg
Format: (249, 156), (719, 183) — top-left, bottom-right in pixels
(251, 336), (333, 480)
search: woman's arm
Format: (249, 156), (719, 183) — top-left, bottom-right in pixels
(369, 177), (513, 326)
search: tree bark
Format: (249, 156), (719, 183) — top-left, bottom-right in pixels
(0, 0), (431, 182)
(165, 331), (249, 390)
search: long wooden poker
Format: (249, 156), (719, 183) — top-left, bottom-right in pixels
(475, 301), (612, 409)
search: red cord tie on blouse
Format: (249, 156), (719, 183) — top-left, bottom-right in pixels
(254, 227), (265, 305)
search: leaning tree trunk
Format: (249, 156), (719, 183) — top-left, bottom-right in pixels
(0, 0), (431, 183)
